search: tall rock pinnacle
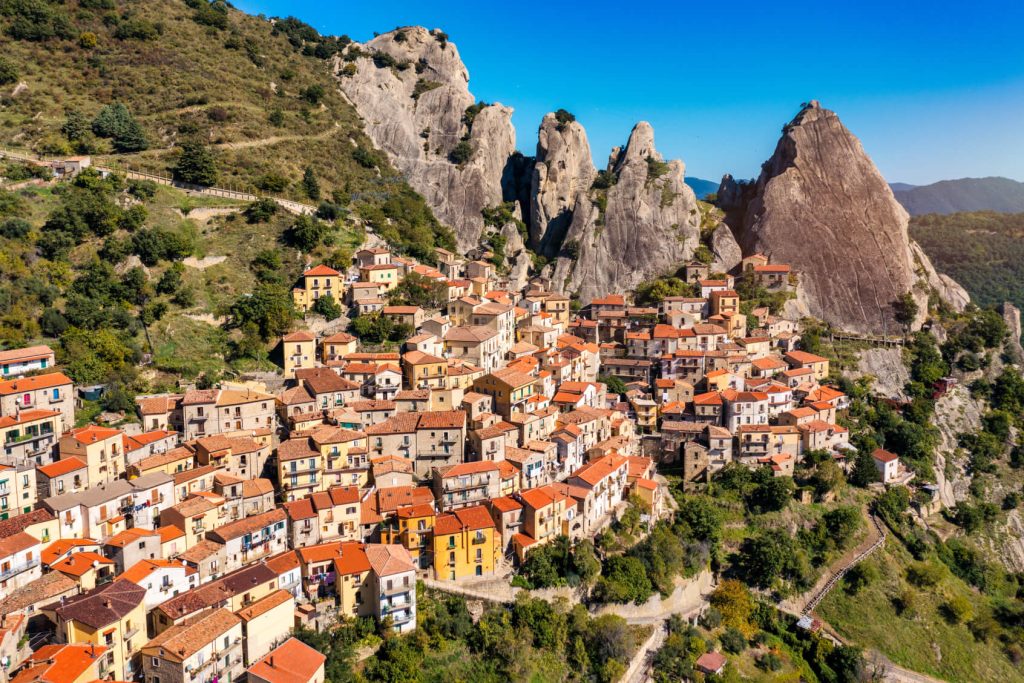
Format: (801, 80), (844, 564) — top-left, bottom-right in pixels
(733, 101), (967, 334)
(334, 27), (515, 251)
(549, 121), (704, 303)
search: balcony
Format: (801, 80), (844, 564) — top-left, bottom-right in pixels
(470, 535), (487, 545)
(124, 625), (141, 641)
(0, 557), (39, 581)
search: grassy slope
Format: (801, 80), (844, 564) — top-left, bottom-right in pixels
(817, 538), (1020, 683)
(0, 0), (408, 202)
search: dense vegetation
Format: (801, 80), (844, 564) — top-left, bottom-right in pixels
(296, 588), (647, 683)
(911, 211), (1024, 316)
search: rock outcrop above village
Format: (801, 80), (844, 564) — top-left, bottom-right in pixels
(547, 122), (703, 303)
(723, 101), (968, 334)
(334, 27), (515, 251)
(530, 113), (596, 255)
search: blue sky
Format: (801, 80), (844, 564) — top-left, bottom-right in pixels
(235, 0), (1024, 185)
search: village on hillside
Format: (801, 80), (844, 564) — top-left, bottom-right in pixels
(0, 220), (922, 683)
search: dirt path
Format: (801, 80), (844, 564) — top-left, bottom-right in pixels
(213, 124), (339, 150)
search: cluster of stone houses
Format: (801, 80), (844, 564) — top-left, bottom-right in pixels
(0, 244), (920, 683)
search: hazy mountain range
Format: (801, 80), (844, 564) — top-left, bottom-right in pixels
(686, 176), (1024, 215)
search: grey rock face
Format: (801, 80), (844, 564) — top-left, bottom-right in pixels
(334, 27), (515, 251)
(734, 101), (967, 334)
(530, 114), (596, 255)
(549, 122), (702, 304)
(709, 224), (742, 274)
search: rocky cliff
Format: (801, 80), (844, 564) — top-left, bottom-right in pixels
(530, 113), (596, 255)
(724, 101), (967, 334)
(334, 27), (515, 251)
(548, 122), (704, 303)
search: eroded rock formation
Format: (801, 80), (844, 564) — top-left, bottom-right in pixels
(334, 27), (515, 251)
(530, 113), (596, 255)
(726, 101), (967, 334)
(548, 122), (703, 303)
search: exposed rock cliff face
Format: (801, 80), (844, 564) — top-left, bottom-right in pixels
(530, 114), (596, 255)
(334, 27), (515, 251)
(548, 122), (702, 303)
(727, 101), (967, 334)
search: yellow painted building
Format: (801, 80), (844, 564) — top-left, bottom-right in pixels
(282, 331), (316, 378)
(293, 265), (343, 313)
(432, 505), (500, 580)
(59, 425), (124, 487)
(360, 264), (400, 292)
(381, 503), (435, 570)
(49, 580), (147, 681)
(402, 351), (447, 390)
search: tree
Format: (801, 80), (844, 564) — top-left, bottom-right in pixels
(709, 580), (754, 637)
(387, 272), (447, 309)
(893, 292), (919, 330)
(311, 293), (342, 321)
(746, 473), (795, 513)
(286, 215), (328, 252)
(598, 373), (628, 396)
(302, 166), (321, 201)
(593, 556), (652, 604)
(173, 139), (218, 186)
(843, 561), (878, 595)
(229, 284), (295, 340)
(91, 103), (148, 152)
(849, 449), (879, 487)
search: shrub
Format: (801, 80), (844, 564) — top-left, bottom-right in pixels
(0, 57), (18, 85)
(300, 84), (325, 104)
(351, 147), (380, 169)
(256, 173), (288, 192)
(944, 594), (973, 624)
(554, 108), (576, 130)
(646, 155), (670, 180)
(113, 18), (159, 40)
(268, 109), (285, 127)
(311, 293), (342, 321)
(720, 627), (746, 654)
(191, 0), (229, 30)
(244, 198), (278, 224)
(0, 218), (31, 239)
(448, 140), (474, 165)
(906, 561), (944, 588)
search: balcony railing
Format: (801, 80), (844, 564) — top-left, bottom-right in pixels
(0, 557), (39, 581)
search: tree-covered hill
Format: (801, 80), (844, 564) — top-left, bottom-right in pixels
(0, 0), (451, 255)
(909, 211), (1024, 312)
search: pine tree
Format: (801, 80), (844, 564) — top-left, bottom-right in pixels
(173, 139), (218, 186)
(302, 166), (321, 201)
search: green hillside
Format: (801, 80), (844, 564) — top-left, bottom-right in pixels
(910, 211), (1024, 313)
(0, 0), (460, 398)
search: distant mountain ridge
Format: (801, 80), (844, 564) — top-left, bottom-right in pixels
(891, 177), (1024, 215)
(684, 177), (719, 199)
